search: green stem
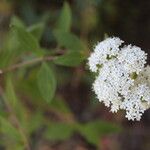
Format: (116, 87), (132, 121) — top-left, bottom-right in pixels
(0, 55), (56, 74)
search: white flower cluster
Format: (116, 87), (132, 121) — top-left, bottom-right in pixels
(88, 37), (150, 121)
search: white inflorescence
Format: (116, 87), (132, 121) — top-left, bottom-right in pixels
(88, 37), (150, 121)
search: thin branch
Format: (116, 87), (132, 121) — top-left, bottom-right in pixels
(0, 55), (56, 74)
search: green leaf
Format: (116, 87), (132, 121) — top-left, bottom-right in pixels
(11, 25), (40, 53)
(0, 31), (20, 68)
(10, 144), (25, 150)
(5, 76), (17, 109)
(54, 30), (85, 51)
(77, 120), (122, 146)
(0, 116), (22, 142)
(56, 2), (71, 32)
(27, 22), (45, 41)
(37, 63), (56, 103)
(4, 75), (28, 126)
(0, 116), (25, 149)
(10, 16), (26, 29)
(44, 122), (74, 141)
(27, 112), (44, 134)
(54, 51), (85, 67)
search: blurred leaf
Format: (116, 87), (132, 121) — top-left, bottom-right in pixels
(0, 116), (22, 142)
(10, 16), (26, 28)
(4, 75), (29, 132)
(18, 69), (42, 101)
(54, 30), (86, 51)
(80, 6), (98, 32)
(77, 120), (121, 146)
(54, 51), (85, 67)
(27, 112), (44, 134)
(50, 97), (71, 114)
(27, 22), (45, 41)
(56, 2), (71, 32)
(0, 31), (20, 68)
(11, 25), (40, 54)
(10, 144), (25, 150)
(0, 116), (25, 149)
(44, 122), (74, 141)
(5, 76), (17, 109)
(37, 63), (56, 103)
(2, 16), (28, 61)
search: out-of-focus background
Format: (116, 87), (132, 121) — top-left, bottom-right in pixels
(0, 0), (150, 150)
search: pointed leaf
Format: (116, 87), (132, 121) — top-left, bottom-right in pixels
(0, 116), (22, 142)
(54, 30), (86, 51)
(27, 22), (45, 41)
(11, 25), (40, 53)
(37, 63), (56, 102)
(57, 2), (71, 32)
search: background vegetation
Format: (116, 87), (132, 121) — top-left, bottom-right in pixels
(0, 0), (150, 150)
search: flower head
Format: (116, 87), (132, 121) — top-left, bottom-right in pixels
(88, 37), (150, 121)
